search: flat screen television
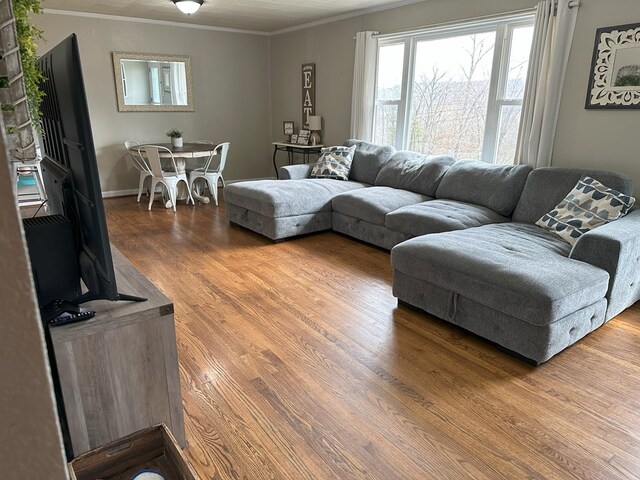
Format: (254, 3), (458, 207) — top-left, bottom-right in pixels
(28, 34), (146, 460)
(31, 34), (144, 311)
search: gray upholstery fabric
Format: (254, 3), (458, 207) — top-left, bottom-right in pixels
(512, 167), (634, 224)
(385, 199), (509, 237)
(570, 209), (640, 320)
(332, 212), (411, 250)
(225, 179), (368, 218)
(227, 203), (332, 240)
(343, 139), (396, 184)
(279, 163), (315, 180)
(393, 270), (607, 364)
(435, 161), (532, 217)
(374, 151), (456, 196)
(390, 223), (609, 326)
(332, 187), (431, 226)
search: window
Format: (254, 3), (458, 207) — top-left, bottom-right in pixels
(373, 14), (534, 164)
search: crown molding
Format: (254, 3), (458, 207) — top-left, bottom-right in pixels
(44, 1), (430, 37)
(269, 0), (430, 36)
(42, 9), (271, 36)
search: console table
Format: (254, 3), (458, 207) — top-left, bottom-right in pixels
(272, 142), (324, 179)
(49, 246), (185, 457)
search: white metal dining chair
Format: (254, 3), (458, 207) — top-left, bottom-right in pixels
(124, 140), (152, 202)
(139, 145), (194, 212)
(188, 142), (230, 205)
(186, 141), (214, 178)
(189, 140), (227, 189)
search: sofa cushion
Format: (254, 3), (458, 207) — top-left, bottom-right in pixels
(310, 145), (356, 181)
(374, 151), (456, 196)
(332, 187), (431, 226)
(393, 270), (607, 364)
(435, 161), (532, 217)
(224, 179), (368, 218)
(390, 223), (610, 326)
(343, 139), (396, 185)
(333, 212), (411, 250)
(385, 199), (509, 237)
(226, 203), (333, 241)
(512, 167), (634, 224)
(536, 176), (636, 245)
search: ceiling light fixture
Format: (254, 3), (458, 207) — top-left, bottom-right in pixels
(172, 0), (203, 15)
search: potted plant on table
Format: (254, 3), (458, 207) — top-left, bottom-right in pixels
(166, 128), (183, 148)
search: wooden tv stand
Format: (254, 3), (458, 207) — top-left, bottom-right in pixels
(49, 246), (185, 457)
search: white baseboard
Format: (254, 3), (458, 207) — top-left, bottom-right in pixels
(102, 188), (139, 198)
(101, 177), (276, 198)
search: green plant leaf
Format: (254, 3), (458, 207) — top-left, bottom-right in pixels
(13, 0), (45, 133)
(166, 128), (183, 138)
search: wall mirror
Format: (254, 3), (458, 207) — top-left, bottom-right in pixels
(112, 52), (194, 112)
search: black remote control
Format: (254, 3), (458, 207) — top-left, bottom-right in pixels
(49, 309), (96, 327)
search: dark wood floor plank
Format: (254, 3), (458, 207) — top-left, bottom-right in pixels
(104, 196), (640, 480)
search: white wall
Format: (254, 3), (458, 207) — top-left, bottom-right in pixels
(269, 0), (537, 147)
(0, 126), (67, 478)
(34, 13), (274, 194)
(269, 0), (640, 195)
(553, 0), (640, 196)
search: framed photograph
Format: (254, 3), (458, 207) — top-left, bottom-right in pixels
(297, 129), (311, 145)
(290, 134), (298, 144)
(586, 22), (640, 109)
(283, 121), (294, 135)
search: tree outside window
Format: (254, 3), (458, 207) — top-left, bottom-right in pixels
(373, 16), (534, 164)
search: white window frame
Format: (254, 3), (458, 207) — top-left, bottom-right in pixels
(374, 12), (535, 163)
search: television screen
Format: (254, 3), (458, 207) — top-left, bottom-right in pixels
(37, 34), (118, 303)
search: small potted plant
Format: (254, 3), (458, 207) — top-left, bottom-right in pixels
(166, 128), (183, 148)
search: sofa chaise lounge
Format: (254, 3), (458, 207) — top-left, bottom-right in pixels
(225, 140), (640, 364)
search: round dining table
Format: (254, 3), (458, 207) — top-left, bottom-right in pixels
(132, 142), (218, 207)
(151, 142), (215, 159)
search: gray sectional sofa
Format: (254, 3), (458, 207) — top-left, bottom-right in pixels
(225, 140), (640, 364)
(225, 140), (395, 242)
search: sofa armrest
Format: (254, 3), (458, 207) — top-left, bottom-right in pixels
(569, 209), (640, 319)
(279, 163), (316, 180)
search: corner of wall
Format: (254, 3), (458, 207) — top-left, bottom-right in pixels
(0, 123), (68, 477)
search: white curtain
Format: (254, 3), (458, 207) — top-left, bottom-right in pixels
(515, 0), (579, 168)
(170, 62), (188, 105)
(350, 31), (378, 141)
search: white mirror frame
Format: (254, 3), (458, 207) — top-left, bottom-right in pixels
(586, 22), (640, 109)
(112, 51), (194, 112)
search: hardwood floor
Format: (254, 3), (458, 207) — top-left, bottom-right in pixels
(104, 194), (640, 480)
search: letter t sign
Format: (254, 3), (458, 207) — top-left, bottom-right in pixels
(301, 63), (315, 128)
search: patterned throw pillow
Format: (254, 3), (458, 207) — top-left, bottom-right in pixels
(536, 176), (635, 245)
(310, 145), (357, 181)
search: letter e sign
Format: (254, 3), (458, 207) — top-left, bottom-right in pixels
(302, 63), (315, 128)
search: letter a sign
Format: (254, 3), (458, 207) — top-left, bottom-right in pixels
(302, 63), (315, 128)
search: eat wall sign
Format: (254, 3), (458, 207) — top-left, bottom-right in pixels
(302, 63), (315, 128)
